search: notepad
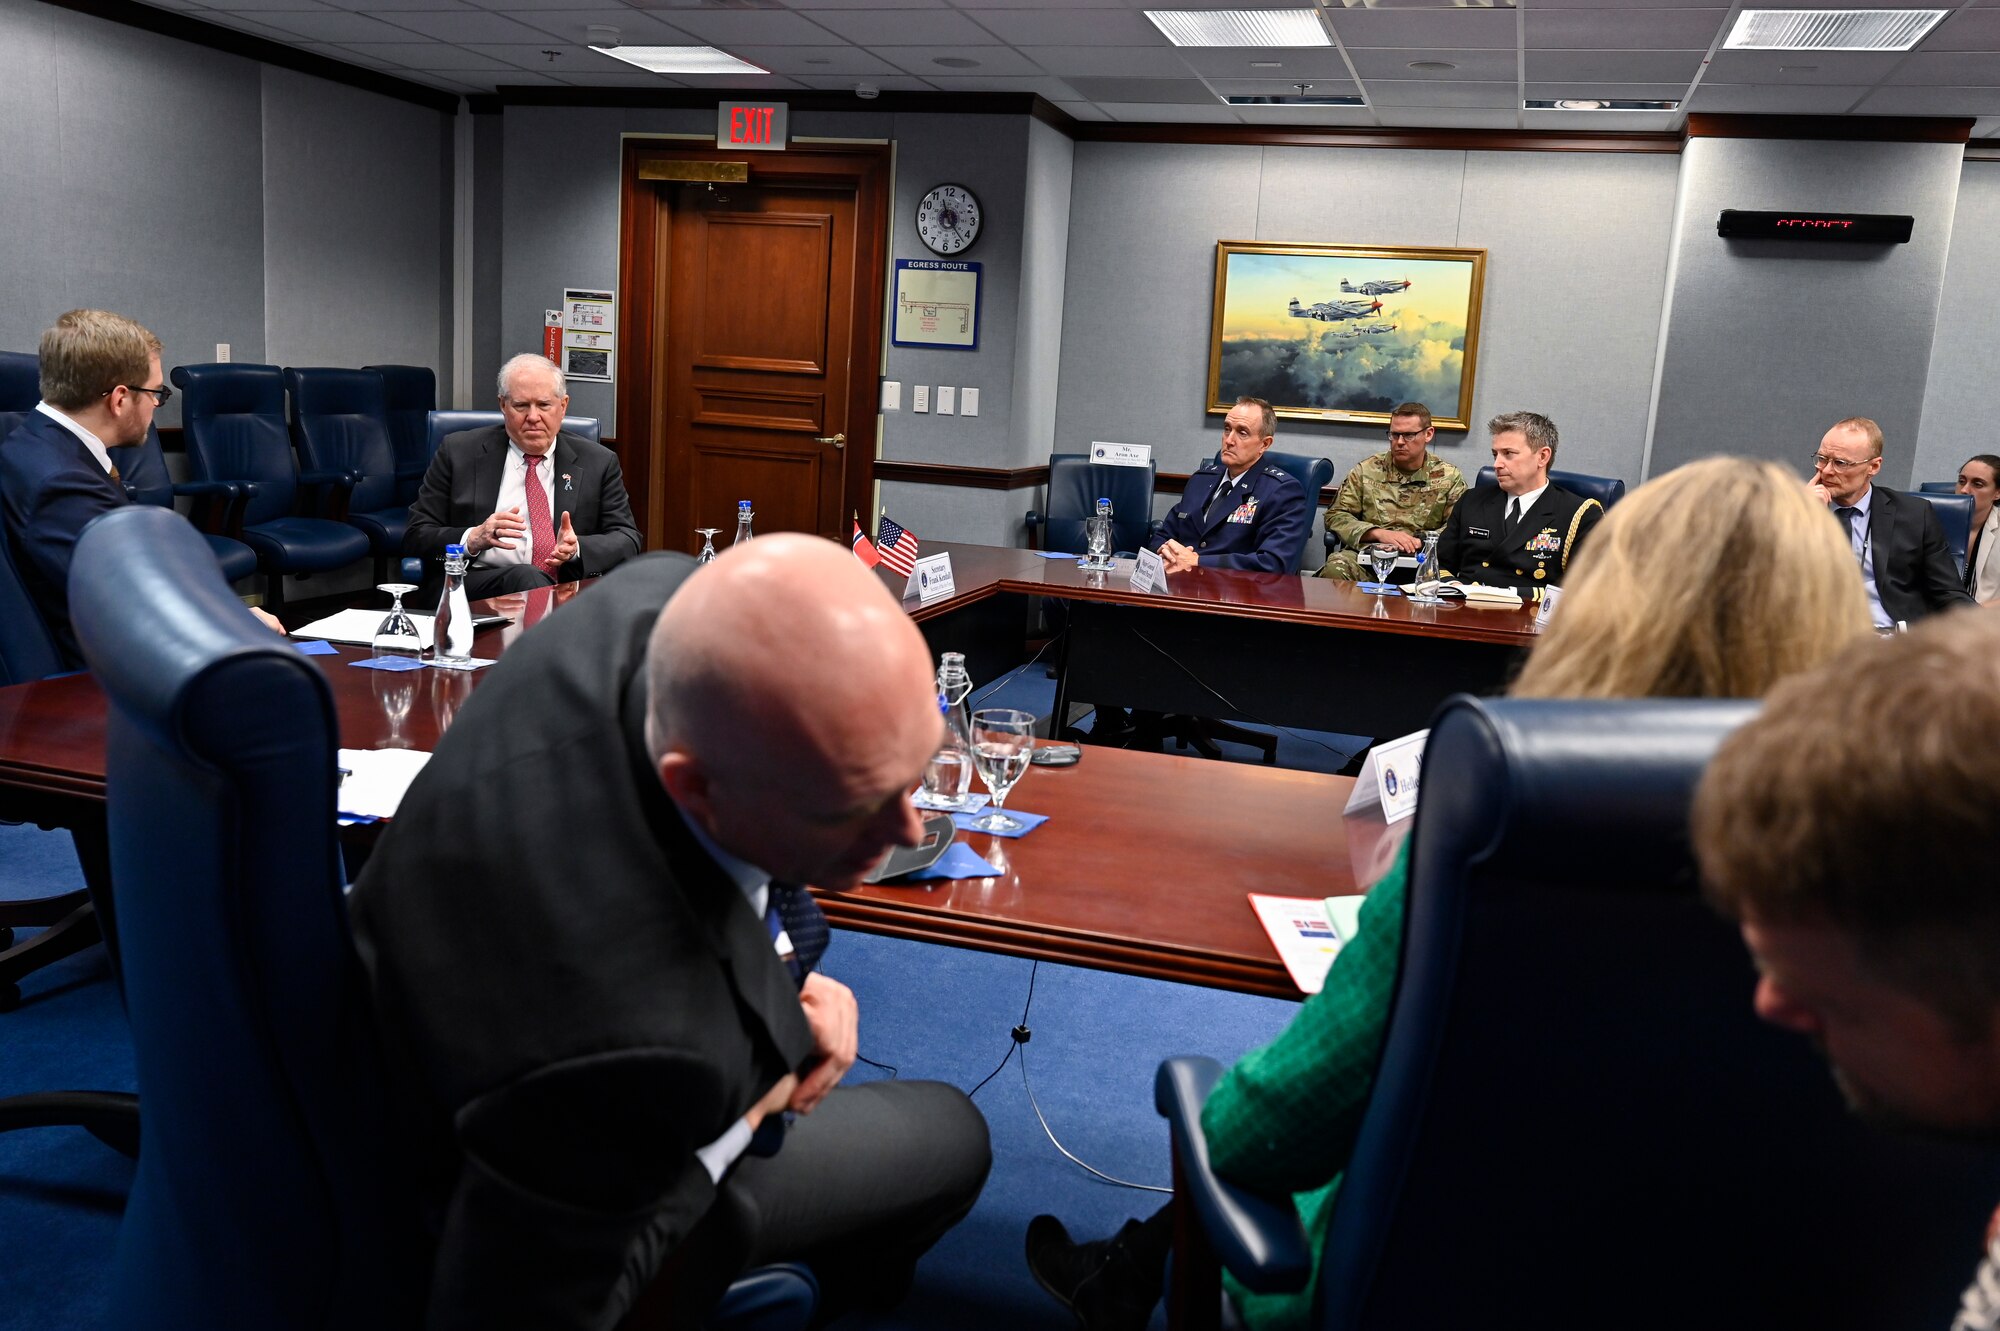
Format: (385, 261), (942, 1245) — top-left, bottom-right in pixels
(336, 747), (432, 820)
(1249, 893), (1366, 995)
(292, 608), (508, 649)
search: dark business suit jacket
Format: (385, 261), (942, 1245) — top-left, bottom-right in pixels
(348, 554), (814, 1331)
(1863, 484), (1975, 624)
(402, 425), (642, 579)
(1435, 482), (1602, 593)
(0, 410), (129, 668)
(1147, 458), (1310, 573)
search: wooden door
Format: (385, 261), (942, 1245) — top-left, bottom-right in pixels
(659, 180), (856, 546)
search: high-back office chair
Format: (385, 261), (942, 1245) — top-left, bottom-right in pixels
(424, 409), (602, 465)
(173, 363), (371, 608)
(285, 367), (409, 582)
(72, 506), (817, 1331)
(363, 364), (437, 505)
(1158, 696), (2000, 1331)
(1261, 451), (1333, 574)
(1919, 480), (1958, 494)
(1473, 464), (1626, 511)
(0, 349), (38, 440)
(106, 425), (259, 582)
(1910, 488), (1974, 574)
(1026, 452), (1156, 554)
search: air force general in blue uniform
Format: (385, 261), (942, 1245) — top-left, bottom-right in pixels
(1147, 397), (1309, 574)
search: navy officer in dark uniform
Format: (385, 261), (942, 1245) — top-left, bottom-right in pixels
(1149, 396), (1309, 574)
(1435, 410), (1603, 595)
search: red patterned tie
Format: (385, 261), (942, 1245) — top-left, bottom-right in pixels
(524, 454), (558, 572)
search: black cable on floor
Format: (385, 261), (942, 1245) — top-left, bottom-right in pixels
(1127, 625), (1365, 764)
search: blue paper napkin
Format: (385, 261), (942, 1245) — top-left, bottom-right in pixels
(1355, 583), (1404, 596)
(350, 655), (427, 672)
(949, 808), (1048, 839)
(293, 639), (339, 655)
(905, 842), (1005, 881)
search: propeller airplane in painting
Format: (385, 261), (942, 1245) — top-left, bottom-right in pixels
(1340, 277), (1413, 296)
(1287, 296), (1383, 322)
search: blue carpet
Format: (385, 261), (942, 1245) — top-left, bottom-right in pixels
(0, 772), (1304, 1328)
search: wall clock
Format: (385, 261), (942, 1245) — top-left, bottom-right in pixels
(916, 183), (981, 255)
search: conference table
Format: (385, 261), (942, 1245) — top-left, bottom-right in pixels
(0, 572), (1423, 999)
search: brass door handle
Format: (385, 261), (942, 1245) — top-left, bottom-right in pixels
(815, 433), (846, 450)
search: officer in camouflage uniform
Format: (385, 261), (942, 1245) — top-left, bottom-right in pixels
(1317, 402), (1467, 580)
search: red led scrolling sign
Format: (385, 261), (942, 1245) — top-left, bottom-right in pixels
(1716, 210), (1914, 243)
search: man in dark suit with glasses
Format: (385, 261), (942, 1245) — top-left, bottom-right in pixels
(1808, 416), (1971, 627)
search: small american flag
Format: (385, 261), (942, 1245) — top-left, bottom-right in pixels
(876, 513), (920, 577)
(850, 518), (880, 568)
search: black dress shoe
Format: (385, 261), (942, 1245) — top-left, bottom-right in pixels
(1025, 1214), (1167, 1331)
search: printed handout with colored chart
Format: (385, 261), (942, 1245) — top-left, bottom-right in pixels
(1248, 893), (1367, 995)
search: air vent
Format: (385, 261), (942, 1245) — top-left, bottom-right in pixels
(1723, 9), (1948, 52)
(1144, 10), (1332, 47)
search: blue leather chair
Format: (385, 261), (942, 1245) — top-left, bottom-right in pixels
(424, 409), (601, 464)
(1919, 480), (1958, 494)
(285, 367), (408, 580)
(1263, 451), (1334, 574)
(1026, 452), (1156, 555)
(0, 348), (37, 440)
(1157, 695), (2000, 1330)
(72, 504), (819, 1331)
(363, 364), (437, 505)
(106, 425), (259, 582)
(1474, 464), (1626, 511)
(1910, 488), (1974, 575)
(172, 362), (370, 607)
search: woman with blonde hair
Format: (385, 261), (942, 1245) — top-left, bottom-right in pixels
(1026, 455), (1873, 1331)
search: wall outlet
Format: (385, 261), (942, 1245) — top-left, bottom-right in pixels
(913, 384), (930, 413)
(215, 343), (231, 363)
(961, 387), (979, 417)
(937, 386), (956, 416)
(881, 379), (901, 411)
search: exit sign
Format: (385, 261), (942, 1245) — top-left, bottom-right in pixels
(717, 101), (787, 151)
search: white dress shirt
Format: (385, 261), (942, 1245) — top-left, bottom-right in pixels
(464, 439), (558, 568)
(1839, 485), (1890, 628)
(1504, 481), (1549, 528)
(34, 402), (117, 476)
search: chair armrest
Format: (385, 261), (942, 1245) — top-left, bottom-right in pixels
(173, 480), (244, 537)
(297, 469), (358, 522)
(1155, 1056), (1312, 1295)
(172, 480), (239, 499)
(1149, 518), (1166, 540)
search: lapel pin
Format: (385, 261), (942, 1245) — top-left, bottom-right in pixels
(562, 473), (573, 491)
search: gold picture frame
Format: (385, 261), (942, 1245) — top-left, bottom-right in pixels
(1206, 240), (1488, 431)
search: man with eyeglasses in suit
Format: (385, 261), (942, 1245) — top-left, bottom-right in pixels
(1807, 416), (1971, 627)
(1, 309), (281, 667)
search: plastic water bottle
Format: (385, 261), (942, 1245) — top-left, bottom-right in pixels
(434, 543), (474, 662)
(922, 651), (975, 808)
(733, 500), (754, 545)
(1085, 497), (1114, 568)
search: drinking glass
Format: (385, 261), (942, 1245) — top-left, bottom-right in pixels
(1407, 531), (1444, 604)
(969, 708), (1036, 833)
(695, 528), (722, 564)
(373, 583), (423, 653)
(1361, 543), (1399, 595)
(1081, 513), (1113, 570)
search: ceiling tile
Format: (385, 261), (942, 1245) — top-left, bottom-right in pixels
(792, 73), (934, 90)
(959, 8), (1162, 46)
(921, 74), (1085, 97)
(471, 67), (561, 84)
(314, 0), (477, 12)
(1929, 11), (2000, 49)
(1345, 48), (1519, 81)
(1523, 49), (1704, 82)
(335, 40), (516, 66)
(730, 45), (904, 76)
(1524, 9), (1727, 51)
(402, 70), (478, 90)
(1053, 100), (1112, 121)
(949, 0), (1124, 7)
(1520, 107), (1681, 130)
(1062, 75), (1217, 103)
(1378, 106), (1521, 129)
(1016, 45), (1194, 77)
(1323, 8), (1518, 49)
(462, 42), (635, 71)
(1368, 79), (1517, 108)
(805, 9), (1000, 44)
(1231, 105), (1378, 126)
(300, 38), (408, 65)
(785, 0), (947, 6)
(235, 9), (422, 41)
(1521, 81), (1690, 101)
(1703, 49), (1904, 83)
(143, 0), (212, 11)
(1173, 45), (1356, 79)
(1883, 51), (2000, 87)
(188, 0), (334, 12)
(460, 0), (631, 11)
(1685, 83), (1871, 114)
(646, 11), (847, 46)
(526, 70), (682, 85)
(503, 10), (700, 43)
(880, 45), (1052, 75)
(1098, 101), (1240, 123)
(378, 8), (553, 41)
(667, 72), (808, 89)
(1854, 85), (2000, 114)
(1205, 76), (1362, 98)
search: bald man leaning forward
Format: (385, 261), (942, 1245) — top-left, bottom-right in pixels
(349, 538), (991, 1331)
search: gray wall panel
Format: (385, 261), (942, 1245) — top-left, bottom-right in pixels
(881, 480), (1033, 549)
(471, 108), (506, 408)
(1916, 158), (2000, 488)
(261, 67), (449, 377)
(1647, 137), (1963, 486)
(1008, 117), (1073, 471)
(0, 0), (68, 358)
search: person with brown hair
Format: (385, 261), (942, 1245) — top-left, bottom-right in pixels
(1316, 401), (1467, 581)
(1808, 415), (1970, 625)
(1693, 610), (2000, 1329)
(1433, 410), (1601, 593)
(1957, 453), (2000, 603)
(1027, 455), (1872, 1331)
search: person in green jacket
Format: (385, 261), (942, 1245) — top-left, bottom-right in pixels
(1024, 456), (1875, 1331)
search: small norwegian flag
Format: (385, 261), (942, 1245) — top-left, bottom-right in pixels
(875, 513), (920, 578)
(851, 518), (881, 568)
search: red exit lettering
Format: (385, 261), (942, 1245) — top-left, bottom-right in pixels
(729, 106), (774, 144)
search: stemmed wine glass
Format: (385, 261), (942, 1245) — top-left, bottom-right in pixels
(696, 528), (722, 564)
(1360, 542), (1400, 596)
(969, 708), (1036, 833)
(373, 583), (423, 653)
(1407, 530), (1444, 604)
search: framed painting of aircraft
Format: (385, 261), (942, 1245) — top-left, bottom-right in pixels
(1206, 240), (1488, 431)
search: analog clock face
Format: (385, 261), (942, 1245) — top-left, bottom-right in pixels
(916, 184), (981, 255)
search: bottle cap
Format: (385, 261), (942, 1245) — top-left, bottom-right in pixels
(445, 543), (464, 556)
(1098, 497), (1110, 505)
(739, 500), (752, 510)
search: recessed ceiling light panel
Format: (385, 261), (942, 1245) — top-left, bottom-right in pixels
(1524, 97), (1681, 112)
(1144, 9), (1332, 47)
(1223, 93), (1365, 106)
(1723, 9), (1948, 52)
(588, 45), (768, 74)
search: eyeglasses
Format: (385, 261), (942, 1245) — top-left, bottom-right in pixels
(107, 384), (172, 406)
(1809, 452), (1872, 472)
(1387, 429), (1430, 442)
(503, 398), (563, 414)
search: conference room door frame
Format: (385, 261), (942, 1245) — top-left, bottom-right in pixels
(616, 138), (892, 555)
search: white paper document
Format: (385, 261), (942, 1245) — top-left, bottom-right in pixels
(1249, 893), (1367, 995)
(337, 747), (432, 820)
(295, 609), (434, 650)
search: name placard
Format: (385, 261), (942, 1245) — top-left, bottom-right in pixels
(1130, 546), (1166, 593)
(1341, 729), (1428, 825)
(1535, 584), (1563, 629)
(1090, 441), (1153, 469)
(903, 552), (956, 603)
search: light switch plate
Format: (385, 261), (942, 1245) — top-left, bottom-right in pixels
(937, 386), (956, 416)
(913, 384), (930, 413)
(961, 387), (979, 417)
(216, 343), (231, 363)
(881, 380), (901, 411)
